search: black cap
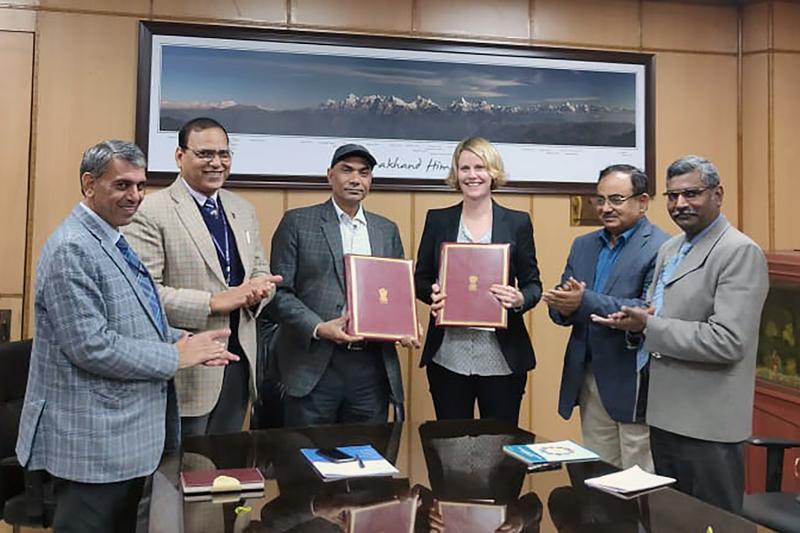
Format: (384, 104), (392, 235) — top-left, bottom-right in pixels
(330, 143), (377, 169)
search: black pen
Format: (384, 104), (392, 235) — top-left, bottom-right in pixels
(355, 454), (365, 468)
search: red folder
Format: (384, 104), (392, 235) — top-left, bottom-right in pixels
(436, 243), (510, 328)
(180, 467), (265, 494)
(344, 254), (419, 342)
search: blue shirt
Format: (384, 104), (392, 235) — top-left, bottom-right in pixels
(636, 214), (726, 371)
(593, 218), (643, 293)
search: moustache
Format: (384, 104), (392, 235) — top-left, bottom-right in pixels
(670, 208), (698, 217)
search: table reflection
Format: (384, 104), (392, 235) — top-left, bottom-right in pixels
(150, 420), (761, 533)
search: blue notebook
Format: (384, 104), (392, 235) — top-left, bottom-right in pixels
(503, 440), (599, 466)
(300, 444), (399, 481)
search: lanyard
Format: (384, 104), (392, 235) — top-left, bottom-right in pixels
(208, 204), (232, 285)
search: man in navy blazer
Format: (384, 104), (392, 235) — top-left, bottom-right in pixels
(16, 140), (237, 532)
(544, 165), (668, 470)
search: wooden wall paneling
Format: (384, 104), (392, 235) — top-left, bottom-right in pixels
(415, 0), (529, 40)
(771, 53), (800, 250)
(285, 189), (330, 210)
(0, 31), (33, 297)
(292, 0), (412, 32)
(0, 6), (35, 31)
(38, 0), (150, 15)
(27, 11), (140, 334)
(493, 194), (534, 428)
(742, 2), (769, 54)
(528, 194), (585, 442)
(642, 1), (738, 53)
(741, 53), (770, 248)
(236, 189), (287, 256)
(653, 52), (739, 228)
(531, 0), (641, 48)
(364, 192), (414, 263)
(773, 1), (800, 51)
(151, 0), (286, 23)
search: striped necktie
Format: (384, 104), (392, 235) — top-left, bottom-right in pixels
(116, 235), (166, 335)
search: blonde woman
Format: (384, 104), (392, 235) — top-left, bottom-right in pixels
(414, 137), (542, 423)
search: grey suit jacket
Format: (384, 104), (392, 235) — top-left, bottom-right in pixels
(644, 216), (768, 442)
(266, 199), (405, 405)
(124, 178), (271, 416)
(16, 204), (182, 483)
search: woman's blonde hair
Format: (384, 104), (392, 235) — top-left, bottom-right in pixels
(446, 136), (508, 190)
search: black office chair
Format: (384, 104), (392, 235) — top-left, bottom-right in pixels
(251, 318), (285, 429)
(0, 339), (54, 530)
(0, 339), (32, 517)
(742, 436), (800, 533)
(251, 315), (405, 428)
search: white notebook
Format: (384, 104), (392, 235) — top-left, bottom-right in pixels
(584, 465), (676, 499)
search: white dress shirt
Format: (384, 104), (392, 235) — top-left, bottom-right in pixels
(331, 198), (371, 256)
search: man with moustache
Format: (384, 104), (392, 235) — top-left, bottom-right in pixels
(125, 117), (282, 436)
(592, 155), (768, 513)
(266, 144), (416, 427)
(16, 140), (237, 531)
(544, 164), (668, 471)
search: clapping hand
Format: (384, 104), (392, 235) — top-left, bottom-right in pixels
(542, 277), (586, 317)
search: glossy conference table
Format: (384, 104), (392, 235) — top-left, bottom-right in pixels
(147, 419), (769, 532)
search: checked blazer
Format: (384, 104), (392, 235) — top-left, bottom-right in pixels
(265, 199), (405, 407)
(124, 178), (271, 417)
(16, 204), (182, 483)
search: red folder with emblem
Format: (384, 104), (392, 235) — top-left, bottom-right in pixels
(344, 254), (419, 342)
(436, 243), (510, 328)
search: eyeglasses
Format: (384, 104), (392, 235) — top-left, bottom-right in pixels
(184, 147), (232, 162)
(662, 186), (713, 202)
(590, 193), (642, 207)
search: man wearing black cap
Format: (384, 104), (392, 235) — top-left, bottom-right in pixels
(265, 144), (410, 427)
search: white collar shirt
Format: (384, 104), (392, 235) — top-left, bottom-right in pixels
(331, 198), (371, 256)
(181, 176), (219, 207)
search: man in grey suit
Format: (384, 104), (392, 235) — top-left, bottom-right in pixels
(592, 155), (769, 513)
(125, 117), (282, 436)
(15, 140), (237, 531)
(266, 144), (417, 427)
(544, 165), (668, 471)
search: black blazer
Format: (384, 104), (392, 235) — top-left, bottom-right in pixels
(414, 201), (542, 374)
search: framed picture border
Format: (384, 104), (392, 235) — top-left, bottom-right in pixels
(136, 21), (655, 194)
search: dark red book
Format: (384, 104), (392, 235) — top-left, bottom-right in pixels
(345, 254), (419, 342)
(436, 243), (510, 328)
(180, 467), (265, 494)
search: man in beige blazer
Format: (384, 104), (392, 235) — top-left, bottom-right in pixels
(592, 155), (768, 513)
(125, 117), (281, 436)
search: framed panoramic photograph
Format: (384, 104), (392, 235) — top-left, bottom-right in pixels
(137, 22), (654, 193)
